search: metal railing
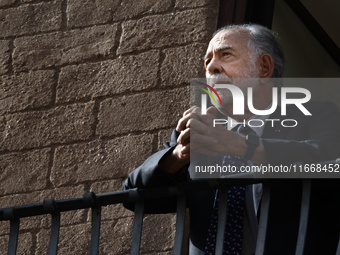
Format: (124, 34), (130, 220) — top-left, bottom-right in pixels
(0, 173), (339, 254)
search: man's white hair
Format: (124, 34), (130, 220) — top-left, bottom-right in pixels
(213, 24), (284, 78)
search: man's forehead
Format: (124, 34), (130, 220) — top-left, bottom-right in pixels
(214, 28), (249, 40)
(207, 29), (250, 51)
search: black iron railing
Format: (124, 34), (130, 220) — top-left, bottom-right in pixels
(0, 169), (339, 255)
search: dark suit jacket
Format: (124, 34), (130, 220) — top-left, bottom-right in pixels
(123, 101), (340, 255)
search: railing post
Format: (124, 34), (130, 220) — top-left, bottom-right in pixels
(83, 192), (101, 255)
(43, 199), (60, 255)
(255, 183), (271, 255)
(129, 189), (144, 255)
(8, 219), (20, 255)
(295, 179), (311, 255)
(130, 201), (144, 255)
(172, 192), (187, 255)
(3, 208), (19, 255)
(90, 206), (101, 255)
(215, 187), (228, 255)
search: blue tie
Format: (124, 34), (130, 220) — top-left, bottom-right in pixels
(204, 125), (251, 255)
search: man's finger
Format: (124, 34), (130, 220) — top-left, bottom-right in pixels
(177, 128), (190, 145)
(188, 118), (211, 135)
(191, 133), (218, 147)
(183, 106), (196, 117)
(176, 110), (203, 132)
(201, 106), (218, 126)
(180, 143), (190, 155)
(176, 114), (189, 132)
(190, 140), (218, 156)
(193, 147), (217, 157)
(207, 106), (218, 115)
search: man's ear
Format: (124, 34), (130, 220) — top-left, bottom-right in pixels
(259, 54), (274, 78)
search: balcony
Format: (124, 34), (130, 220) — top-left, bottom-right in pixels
(0, 166), (339, 254)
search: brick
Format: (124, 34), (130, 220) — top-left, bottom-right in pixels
(0, 212), (87, 237)
(0, 0), (15, 7)
(141, 214), (176, 252)
(99, 217), (133, 254)
(0, 221), (9, 237)
(111, 0), (172, 22)
(0, 149), (50, 195)
(144, 252), (172, 255)
(97, 87), (190, 136)
(118, 8), (218, 54)
(0, 1), (61, 38)
(67, 0), (172, 28)
(0, 234), (9, 254)
(175, 0), (218, 9)
(0, 70), (54, 114)
(90, 179), (134, 220)
(66, 0), (116, 28)
(13, 24), (118, 72)
(0, 232), (33, 254)
(1, 102), (94, 151)
(57, 50), (159, 103)
(90, 178), (125, 194)
(36, 223), (91, 254)
(58, 224), (91, 254)
(37, 220), (130, 254)
(158, 128), (174, 150)
(161, 43), (207, 87)
(51, 134), (154, 187)
(0, 116), (5, 136)
(0, 216), (48, 237)
(0, 185), (86, 235)
(0, 40), (10, 75)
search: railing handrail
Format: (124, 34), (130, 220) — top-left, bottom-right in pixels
(0, 159), (339, 254)
(0, 176), (262, 220)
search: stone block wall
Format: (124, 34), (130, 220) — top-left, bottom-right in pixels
(0, 0), (219, 253)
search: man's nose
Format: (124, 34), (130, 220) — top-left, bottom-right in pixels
(206, 58), (223, 74)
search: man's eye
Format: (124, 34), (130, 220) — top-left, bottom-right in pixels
(205, 59), (211, 66)
(222, 52), (230, 56)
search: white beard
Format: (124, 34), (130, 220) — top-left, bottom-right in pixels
(206, 62), (260, 115)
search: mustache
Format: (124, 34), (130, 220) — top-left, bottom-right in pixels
(206, 73), (233, 87)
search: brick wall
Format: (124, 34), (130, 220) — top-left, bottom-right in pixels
(0, 0), (219, 253)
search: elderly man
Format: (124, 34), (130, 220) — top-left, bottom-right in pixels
(123, 24), (340, 255)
